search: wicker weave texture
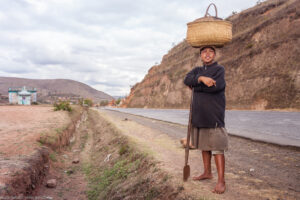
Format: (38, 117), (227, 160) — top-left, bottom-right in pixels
(186, 20), (232, 47)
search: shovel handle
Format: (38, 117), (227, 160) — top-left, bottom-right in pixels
(185, 88), (194, 166)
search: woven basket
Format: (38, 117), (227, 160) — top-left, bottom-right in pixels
(186, 3), (232, 48)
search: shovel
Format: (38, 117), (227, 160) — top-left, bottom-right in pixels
(183, 88), (194, 181)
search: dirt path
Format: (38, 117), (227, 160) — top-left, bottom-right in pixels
(98, 109), (300, 200)
(34, 111), (90, 200)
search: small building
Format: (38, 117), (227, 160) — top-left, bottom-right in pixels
(8, 86), (37, 105)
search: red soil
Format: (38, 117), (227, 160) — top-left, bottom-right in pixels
(0, 105), (70, 157)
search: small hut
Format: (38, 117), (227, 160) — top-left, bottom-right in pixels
(8, 86), (37, 105)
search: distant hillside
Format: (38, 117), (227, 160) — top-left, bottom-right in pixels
(123, 0), (300, 110)
(0, 77), (113, 103)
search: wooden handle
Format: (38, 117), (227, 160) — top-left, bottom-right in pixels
(185, 88), (194, 166)
(205, 3), (218, 18)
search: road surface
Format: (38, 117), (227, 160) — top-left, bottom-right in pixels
(103, 108), (300, 147)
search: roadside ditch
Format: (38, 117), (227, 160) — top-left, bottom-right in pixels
(0, 106), (85, 198)
(1, 108), (193, 199)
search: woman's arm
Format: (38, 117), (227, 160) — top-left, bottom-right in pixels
(183, 67), (202, 87)
(194, 67), (225, 93)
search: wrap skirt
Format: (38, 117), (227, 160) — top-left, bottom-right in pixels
(191, 126), (228, 151)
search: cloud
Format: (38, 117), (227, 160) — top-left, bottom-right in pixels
(0, 0), (258, 96)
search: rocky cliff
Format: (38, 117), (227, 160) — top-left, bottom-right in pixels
(123, 0), (300, 110)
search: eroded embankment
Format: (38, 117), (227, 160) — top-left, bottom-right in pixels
(0, 106), (85, 198)
(83, 109), (190, 200)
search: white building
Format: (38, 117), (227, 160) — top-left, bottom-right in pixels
(8, 86), (37, 105)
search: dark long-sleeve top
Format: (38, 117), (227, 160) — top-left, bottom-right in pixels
(184, 62), (226, 128)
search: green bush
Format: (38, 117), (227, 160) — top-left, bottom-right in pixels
(100, 100), (109, 106)
(83, 99), (93, 107)
(53, 101), (72, 112)
(115, 98), (121, 105)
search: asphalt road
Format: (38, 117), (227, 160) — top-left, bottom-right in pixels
(103, 107), (300, 147)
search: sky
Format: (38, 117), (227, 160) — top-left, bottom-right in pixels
(0, 0), (260, 96)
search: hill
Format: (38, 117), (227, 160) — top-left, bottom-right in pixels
(123, 0), (300, 110)
(0, 77), (113, 104)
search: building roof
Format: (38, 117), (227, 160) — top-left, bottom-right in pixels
(8, 86), (37, 92)
(18, 90), (31, 96)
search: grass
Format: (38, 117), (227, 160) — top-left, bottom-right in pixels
(80, 133), (88, 149)
(82, 163), (93, 175)
(86, 159), (133, 199)
(145, 187), (160, 200)
(118, 144), (130, 155)
(57, 191), (64, 198)
(49, 152), (57, 162)
(162, 174), (169, 182)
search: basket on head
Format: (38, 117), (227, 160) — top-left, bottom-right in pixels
(186, 3), (232, 48)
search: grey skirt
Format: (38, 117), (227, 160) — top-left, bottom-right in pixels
(191, 126), (228, 151)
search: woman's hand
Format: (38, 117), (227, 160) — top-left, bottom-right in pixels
(198, 76), (216, 87)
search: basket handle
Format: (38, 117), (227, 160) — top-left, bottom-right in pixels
(205, 3), (218, 18)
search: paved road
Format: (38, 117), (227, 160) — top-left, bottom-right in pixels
(103, 107), (300, 147)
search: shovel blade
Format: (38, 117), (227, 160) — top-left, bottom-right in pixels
(183, 165), (190, 181)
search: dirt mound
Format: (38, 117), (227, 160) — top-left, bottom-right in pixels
(0, 147), (49, 197)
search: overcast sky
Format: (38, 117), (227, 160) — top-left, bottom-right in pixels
(0, 0), (259, 96)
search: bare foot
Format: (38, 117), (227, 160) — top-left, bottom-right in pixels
(180, 138), (196, 149)
(212, 181), (226, 194)
(192, 173), (213, 181)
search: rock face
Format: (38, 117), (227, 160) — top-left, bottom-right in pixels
(123, 0), (300, 110)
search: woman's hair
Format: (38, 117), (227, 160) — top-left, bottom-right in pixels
(200, 46), (216, 54)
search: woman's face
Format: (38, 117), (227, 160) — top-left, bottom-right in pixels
(201, 48), (215, 64)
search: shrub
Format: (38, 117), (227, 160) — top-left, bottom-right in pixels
(100, 100), (109, 106)
(53, 101), (72, 112)
(115, 98), (121, 105)
(83, 99), (93, 107)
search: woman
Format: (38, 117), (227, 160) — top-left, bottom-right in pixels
(183, 46), (228, 194)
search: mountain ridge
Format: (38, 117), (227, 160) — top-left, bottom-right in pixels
(0, 77), (113, 103)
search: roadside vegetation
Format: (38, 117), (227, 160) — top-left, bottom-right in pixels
(83, 110), (191, 200)
(53, 100), (72, 112)
(100, 100), (109, 106)
(38, 105), (82, 148)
